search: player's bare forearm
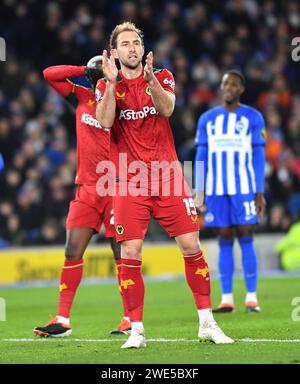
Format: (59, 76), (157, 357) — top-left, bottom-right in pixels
(148, 78), (175, 117)
(144, 51), (175, 117)
(255, 192), (266, 218)
(96, 82), (116, 129)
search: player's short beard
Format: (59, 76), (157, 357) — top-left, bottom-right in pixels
(120, 58), (141, 70)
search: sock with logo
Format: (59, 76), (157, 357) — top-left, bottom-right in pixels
(218, 239), (234, 296)
(120, 258), (144, 322)
(57, 259), (84, 318)
(115, 259), (130, 318)
(183, 252), (211, 309)
(238, 236), (257, 293)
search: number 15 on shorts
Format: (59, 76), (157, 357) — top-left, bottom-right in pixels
(183, 198), (197, 216)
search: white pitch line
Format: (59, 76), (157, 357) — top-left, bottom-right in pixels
(1, 338), (300, 343)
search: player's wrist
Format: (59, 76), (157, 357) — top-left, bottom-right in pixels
(106, 80), (117, 89)
(146, 75), (157, 87)
(255, 192), (264, 197)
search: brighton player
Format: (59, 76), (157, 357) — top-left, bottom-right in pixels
(0, 152), (4, 172)
(96, 22), (234, 348)
(34, 57), (131, 337)
(194, 70), (266, 313)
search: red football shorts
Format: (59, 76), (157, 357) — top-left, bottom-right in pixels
(113, 180), (200, 242)
(66, 184), (115, 237)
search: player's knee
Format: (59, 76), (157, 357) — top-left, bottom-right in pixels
(121, 243), (142, 260)
(219, 228), (234, 241)
(65, 243), (83, 261)
(180, 240), (201, 256)
(236, 225), (255, 238)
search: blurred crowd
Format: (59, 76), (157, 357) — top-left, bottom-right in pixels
(0, 0), (300, 247)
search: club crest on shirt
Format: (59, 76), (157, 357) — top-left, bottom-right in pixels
(116, 224), (125, 235)
(116, 91), (126, 99)
(145, 86), (151, 95)
(235, 120), (247, 134)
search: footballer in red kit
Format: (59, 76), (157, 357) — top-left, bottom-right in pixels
(34, 58), (131, 338)
(96, 22), (234, 348)
(96, 66), (198, 241)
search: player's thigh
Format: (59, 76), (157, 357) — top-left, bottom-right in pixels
(101, 196), (115, 238)
(67, 198), (102, 233)
(229, 194), (258, 226)
(204, 195), (231, 227)
(65, 228), (95, 260)
(152, 194), (200, 238)
(113, 193), (152, 242)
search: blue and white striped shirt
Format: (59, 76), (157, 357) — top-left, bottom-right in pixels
(195, 104), (266, 196)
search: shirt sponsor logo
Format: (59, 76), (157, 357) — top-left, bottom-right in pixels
(119, 106), (157, 120)
(163, 77), (175, 91)
(81, 113), (109, 131)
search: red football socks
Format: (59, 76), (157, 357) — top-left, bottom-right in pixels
(57, 259), (84, 318)
(183, 251), (211, 309)
(120, 258), (144, 322)
(115, 259), (130, 318)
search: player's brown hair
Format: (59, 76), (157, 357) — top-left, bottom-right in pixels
(110, 22), (144, 49)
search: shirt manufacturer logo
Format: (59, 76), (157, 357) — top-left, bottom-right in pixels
(116, 91), (126, 99)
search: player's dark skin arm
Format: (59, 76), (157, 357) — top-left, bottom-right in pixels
(144, 51), (175, 117)
(255, 192), (266, 217)
(96, 50), (117, 129)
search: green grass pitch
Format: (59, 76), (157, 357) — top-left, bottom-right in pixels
(0, 277), (299, 364)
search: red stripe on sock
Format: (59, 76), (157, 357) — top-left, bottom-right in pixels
(120, 258), (144, 322)
(57, 259), (84, 318)
(184, 251), (211, 309)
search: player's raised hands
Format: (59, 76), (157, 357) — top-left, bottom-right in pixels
(144, 51), (155, 84)
(102, 49), (118, 83)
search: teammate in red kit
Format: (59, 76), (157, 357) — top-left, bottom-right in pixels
(96, 22), (234, 348)
(34, 56), (131, 337)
